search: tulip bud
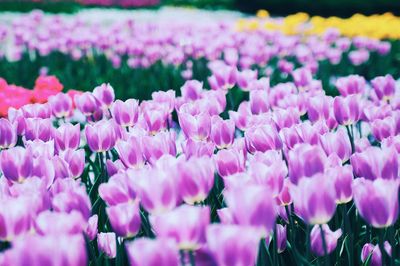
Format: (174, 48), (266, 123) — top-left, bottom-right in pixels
(106, 201), (141, 238)
(215, 148), (245, 177)
(48, 93), (73, 118)
(86, 215), (98, 241)
(111, 99), (139, 127)
(310, 224), (342, 256)
(54, 123), (80, 152)
(0, 146), (33, 182)
(210, 116), (235, 149)
(0, 118), (17, 149)
(93, 83), (115, 108)
(85, 120), (117, 152)
(97, 232), (117, 258)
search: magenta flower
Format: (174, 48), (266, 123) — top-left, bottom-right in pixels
(0, 118), (17, 149)
(99, 173), (136, 206)
(115, 136), (144, 169)
(370, 116), (396, 142)
(54, 123), (80, 152)
(333, 95), (361, 125)
(85, 215), (98, 241)
(361, 242), (392, 266)
(178, 156), (215, 204)
(111, 99), (139, 127)
(310, 224), (342, 256)
(150, 205), (209, 250)
(225, 184), (276, 236)
(353, 178), (399, 228)
(0, 197), (32, 240)
(276, 224), (287, 253)
(178, 111), (211, 141)
(48, 92), (73, 118)
(291, 173), (337, 224)
(24, 118), (53, 142)
(319, 127), (352, 162)
(85, 120), (117, 152)
(97, 232), (117, 258)
(210, 116), (235, 149)
(326, 165), (354, 204)
(181, 139), (215, 159)
(107, 201), (141, 238)
(245, 124), (282, 153)
(371, 74), (396, 102)
(152, 90), (176, 113)
(142, 104), (169, 134)
(142, 131), (176, 163)
(335, 75), (366, 96)
(34, 210), (85, 235)
(126, 238), (180, 266)
(75, 92), (100, 116)
(93, 83), (115, 108)
(288, 144), (327, 184)
(214, 148), (245, 177)
(350, 146), (398, 180)
(181, 80), (203, 101)
(249, 89), (269, 114)
(206, 224), (261, 266)
(236, 69), (258, 90)
(51, 185), (91, 220)
(60, 149), (85, 178)
(0, 146), (33, 182)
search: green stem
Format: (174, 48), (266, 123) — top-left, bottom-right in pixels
(189, 250), (195, 266)
(273, 223), (278, 266)
(319, 225), (330, 266)
(346, 125), (355, 154)
(379, 229), (387, 266)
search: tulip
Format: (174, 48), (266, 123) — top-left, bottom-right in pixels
(0, 146), (33, 182)
(126, 238), (180, 266)
(291, 173), (337, 224)
(0, 118), (17, 149)
(150, 205), (209, 250)
(206, 224), (261, 266)
(142, 131), (176, 163)
(97, 232), (117, 258)
(54, 123), (80, 152)
(361, 242), (392, 266)
(0, 197), (32, 240)
(111, 99), (139, 127)
(178, 156), (215, 204)
(350, 146), (398, 180)
(333, 95), (361, 125)
(142, 104), (169, 134)
(248, 159), (286, 197)
(32, 155), (55, 187)
(178, 111), (211, 141)
(34, 210), (85, 235)
(276, 224), (287, 253)
(52, 156), (70, 180)
(371, 75), (396, 102)
(225, 184), (276, 236)
(85, 120), (117, 152)
(210, 116), (235, 149)
(181, 80), (203, 101)
(249, 89), (269, 114)
(60, 149), (85, 178)
(370, 116), (396, 142)
(335, 75), (366, 96)
(52, 185), (91, 220)
(115, 136), (144, 169)
(0, 235), (87, 265)
(307, 95), (332, 123)
(181, 139), (215, 159)
(228, 101), (251, 131)
(353, 178), (399, 228)
(215, 148), (245, 177)
(292, 67), (313, 88)
(48, 92), (73, 118)
(75, 92), (100, 116)
(277, 179), (292, 206)
(24, 118), (53, 142)
(99, 173), (136, 206)
(107, 201), (141, 238)
(310, 224), (342, 256)
(326, 165), (354, 204)
(288, 144), (327, 184)
(319, 127), (352, 162)
(245, 124), (282, 153)
(236, 69), (258, 90)
(151, 90), (175, 113)
(106, 159), (126, 177)
(273, 107), (300, 130)
(86, 215), (98, 241)
(93, 83), (115, 108)
(21, 103), (52, 119)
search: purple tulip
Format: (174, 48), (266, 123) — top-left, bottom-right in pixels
(353, 178), (399, 228)
(0, 234), (87, 265)
(0, 197), (32, 240)
(75, 92), (100, 116)
(48, 92), (73, 118)
(181, 80), (203, 101)
(86, 215), (98, 241)
(178, 111), (211, 141)
(21, 103), (52, 119)
(214, 148), (245, 177)
(60, 149), (85, 178)
(115, 136), (144, 169)
(245, 124), (282, 153)
(326, 165), (354, 204)
(181, 139), (215, 159)
(288, 144), (327, 184)
(350, 146), (398, 180)
(276, 224), (287, 253)
(85, 120), (117, 152)
(51, 185), (91, 220)
(93, 83), (115, 108)
(291, 173), (337, 224)
(0, 118), (17, 149)
(97, 232), (117, 258)
(333, 95), (361, 125)
(292, 67), (313, 88)
(126, 238), (180, 266)
(150, 205), (209, 250)
(370, 116), (396, 142)
(152, 90), (176, 113)
(236, 69), (258, 90)
(106, 159), (126, 177)
(228, 101), (251, 131)
(178, 156), (215, 204)
(34, 210), (85, 235)
(206, 224), (261, 266)
(142, 131), (176, 163)
(107, 201), (141, 238)
(361, 242), (392, 266)
(99, 173), (136, 206)
(371, 74), (396, 102)
(142, 104), (169, 134)
(210, 116), (235, 149)
(273, 107), (301, 130)
(225, 184), (276, 236)
(335, 75), (366, 96)
(0, 146), (33, 182)
(319, 127), (352, 162)
(249, 89), (269, 114)
(310, 224), (342, 256)
(54, 123), (80, 152)
(24, 118), (53, 142)
(111, 99), (139, 127)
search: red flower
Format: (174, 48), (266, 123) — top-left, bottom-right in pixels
(34, 76), (63, 92)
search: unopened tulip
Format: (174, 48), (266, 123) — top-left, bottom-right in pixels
(52, 185), (91, 220)
(99, 173), (136, 206)
(54, 123), (80, 152)
(291, 173), (337, 224)
(0, 146), (33, 182)
(21, 103), (52, 119)
(0, 197), (32, 240)
(371, 74), (396, 102)
(151, 205), (209, 250)
(210, 116), (235, 149)
(353, 178), (399, 228)
(35, 210), (85, 235)
(142, 104), (169, 134)
(319, 127), (352, 162)
(93, 83), (115, 108)
(48, 93), (73, 118)
(25, 118), (53, 142)
(86, 215), (98, 241)
(152, 90), (175, 113)
(310, 224), (342, 256)
(181, 139), (215, 159)
(361, 242), (392, 266)
(85, 120), (117, 152)
(370, 116), (396, 142)
(335, 75), (366, 96)
(0, 118), (17, 149)
(126, 238), (180, 266)
(215, 148), (245, 177)
(75, 92), (100, 116)
(111, 99), (139, 127)
(107, 201), (141, 238)
(97, 232), (117, 258)
(245, 124), (282, 153)
(333, 95), (361, 125)
(60, 149), (85, 178)
(142, 131), (176, 163)
(115, 136), (144, 169)
(206, 224), (261, 266)
(250, 89), (269, 114)
(249, 159), (286, 196)
(178, 111), (211, 141)
(236, 69), (258, 90)
(276, 224), (287, 253)
(181, 80), (203, 101)
(326, 165), (353, 204)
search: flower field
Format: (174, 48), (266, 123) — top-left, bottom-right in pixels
(0, 7), (400, 266)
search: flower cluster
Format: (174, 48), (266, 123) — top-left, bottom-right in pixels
(0, 64), (399, 265)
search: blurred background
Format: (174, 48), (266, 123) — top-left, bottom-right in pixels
(1, 0), (399, 16)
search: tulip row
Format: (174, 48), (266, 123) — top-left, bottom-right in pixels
(0, 9), (397, 99)
(0, 63), (399, 265)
